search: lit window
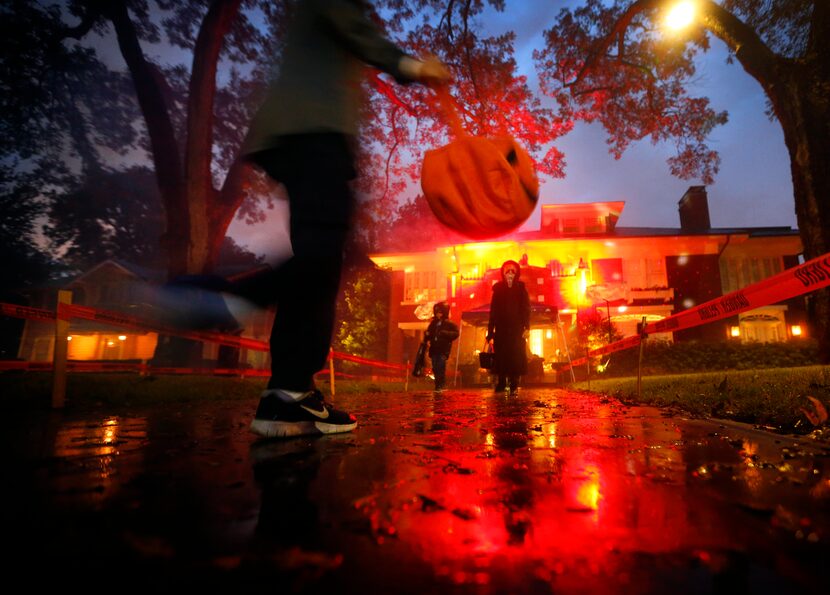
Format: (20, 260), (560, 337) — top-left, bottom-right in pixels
(584, 216), (604, 233)
(563, 218), (579, 234)
(791, 325), (802, 337)
(730, 326), (741, 338)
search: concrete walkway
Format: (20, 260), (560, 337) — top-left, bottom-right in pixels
(7, 388), (830, 593)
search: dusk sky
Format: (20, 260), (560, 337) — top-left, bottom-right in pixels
(229, 1), (796, 258)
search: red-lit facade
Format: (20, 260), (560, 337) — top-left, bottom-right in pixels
(370, 187), (807, 370)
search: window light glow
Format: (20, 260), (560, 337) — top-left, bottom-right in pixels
(529, 329), (544, 357)
(730, 326), (741, 338)
(791, 325), (802, 337)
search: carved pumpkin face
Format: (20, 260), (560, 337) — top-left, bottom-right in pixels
(421, 135), (539, 239)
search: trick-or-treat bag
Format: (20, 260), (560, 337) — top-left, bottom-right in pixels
(421, 89), (539, 239)
(412, 341), (427, 378)
(478, 341), (495, 370)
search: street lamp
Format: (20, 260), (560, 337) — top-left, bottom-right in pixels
(665, 1), (696, 31)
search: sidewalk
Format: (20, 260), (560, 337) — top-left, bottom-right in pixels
(7, 388), (830, 593)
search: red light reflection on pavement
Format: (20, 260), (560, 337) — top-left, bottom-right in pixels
(334, 389), (828, 590)
(48, 416), (148, 505)
(15, 387), (829, 592)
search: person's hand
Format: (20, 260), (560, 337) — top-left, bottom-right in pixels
(418, 55), (451, 87)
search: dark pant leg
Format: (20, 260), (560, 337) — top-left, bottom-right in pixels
(249, 135), (356, 391)
(226, 267), (282, 308)
(432, 353), (447, 389)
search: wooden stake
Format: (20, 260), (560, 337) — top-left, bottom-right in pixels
(329, 347), (336, 398)
(52, 290), (72, 409)
(637, 316), (647, 400)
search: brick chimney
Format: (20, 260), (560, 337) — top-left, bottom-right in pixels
(678, 186), (711, 231)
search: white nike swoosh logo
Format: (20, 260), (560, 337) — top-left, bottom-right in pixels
(300, 404), (329, 419)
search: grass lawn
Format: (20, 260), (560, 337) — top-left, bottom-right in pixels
(574, 365), (830, 435)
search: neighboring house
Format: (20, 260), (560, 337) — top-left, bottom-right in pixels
(370, 187), (807, 369)
(16, 259), (274, 368)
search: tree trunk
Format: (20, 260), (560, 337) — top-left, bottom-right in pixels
(184, 0), (243, 276)
(209, 157), (250, 270)
(700, 0), (830, 361)
(105, 0), (186, 279)
(108, 0), (246, 279)
(774, 69), (830, 361)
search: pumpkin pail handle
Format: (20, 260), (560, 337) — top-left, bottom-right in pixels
(433, 87), (467, 139)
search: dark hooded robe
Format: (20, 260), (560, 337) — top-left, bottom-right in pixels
(487, 269), (530, 377)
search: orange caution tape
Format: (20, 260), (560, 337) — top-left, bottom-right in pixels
(561, 251), (830, 372)
(4, 302), (411, 373)
(647, 252), (830, 335)
(330, 350), (409, 371)
(1, 303), (56, 321)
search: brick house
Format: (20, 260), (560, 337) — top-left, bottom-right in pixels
(369, 187), (807, 372)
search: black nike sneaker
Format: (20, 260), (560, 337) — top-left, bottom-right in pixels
(250, 389), (357, 438)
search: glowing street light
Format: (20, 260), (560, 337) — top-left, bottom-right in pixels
(665, 1), (695, 31)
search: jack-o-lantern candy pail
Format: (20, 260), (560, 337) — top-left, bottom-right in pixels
(421, 135), (538, 239)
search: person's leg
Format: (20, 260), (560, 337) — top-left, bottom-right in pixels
(432, 354), (447, 391)
(495, 375), (506, 392)
(249, 134), (358, 437)
(508, 376), (520, 395)
(148, 274), (242, 367)
(225, 266), (282, 308)
(493, 335), (506, 391)
(252, 134), (355, 391)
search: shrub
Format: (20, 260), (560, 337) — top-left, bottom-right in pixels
(598, 339), (820, 378)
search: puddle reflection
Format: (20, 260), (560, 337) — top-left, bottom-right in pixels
(328, 389), (828, 587)
(20, 388), (827, 591)
(42, 415), (148, 504)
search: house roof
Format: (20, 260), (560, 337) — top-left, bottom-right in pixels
(20, 258), (273, 293)
(508, 225), (799, 242)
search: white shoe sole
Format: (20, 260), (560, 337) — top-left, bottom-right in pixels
(250, 419), (357, 438)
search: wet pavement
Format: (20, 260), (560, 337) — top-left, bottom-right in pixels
(7, 388), (830, 593)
